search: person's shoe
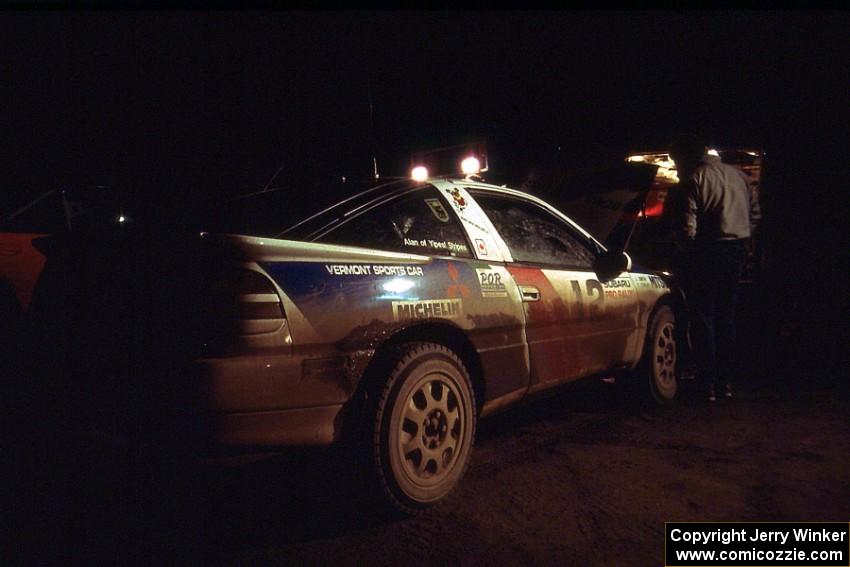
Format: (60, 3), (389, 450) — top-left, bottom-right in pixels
(708, 385), (716, 402)
(724, 384), (733, 399)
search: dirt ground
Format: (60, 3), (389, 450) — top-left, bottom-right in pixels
(6, 301), (849, 566)
(8, 370), (848, 566)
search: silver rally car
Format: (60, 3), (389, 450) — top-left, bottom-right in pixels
(38, 173), (677, 512)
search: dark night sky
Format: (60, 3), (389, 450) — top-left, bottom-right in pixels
(0, 9), (847, 364)
(1, 10), (846, 212)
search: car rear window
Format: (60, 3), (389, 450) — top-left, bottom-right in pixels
(201, 179), (416, 239)
(202, 186), (345, 237)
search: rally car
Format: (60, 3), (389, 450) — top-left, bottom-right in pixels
(33, 170), (677, 513)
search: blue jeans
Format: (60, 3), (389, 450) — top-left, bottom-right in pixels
(682, 240), (747, 389)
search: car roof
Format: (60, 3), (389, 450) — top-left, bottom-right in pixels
(214, 175), (605, 252)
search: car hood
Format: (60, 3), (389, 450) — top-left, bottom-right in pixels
(521, 162), (658, 253)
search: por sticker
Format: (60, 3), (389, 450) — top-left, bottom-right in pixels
(475, 268), (508, 298)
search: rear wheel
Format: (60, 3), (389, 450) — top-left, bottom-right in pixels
(642, 305), (678, 404)
(368, 342), (476, 514)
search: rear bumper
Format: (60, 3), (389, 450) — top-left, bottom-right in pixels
(210, 404), (343, 447)
(169, 352), (352, 448)
(70, 403), (343, 455)
(76, 351), (357, 450)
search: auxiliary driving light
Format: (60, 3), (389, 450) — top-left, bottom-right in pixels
(411, 166), (429, 181)
(460, 156), (481, 175)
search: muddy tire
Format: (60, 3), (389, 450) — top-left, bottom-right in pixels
(641, 305), (678, 404)
(367, 342), (476, 514)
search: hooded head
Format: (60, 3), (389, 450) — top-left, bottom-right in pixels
(669, 133), (707, 177)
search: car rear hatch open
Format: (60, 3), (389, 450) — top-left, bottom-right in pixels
(520, 161), (659, 256)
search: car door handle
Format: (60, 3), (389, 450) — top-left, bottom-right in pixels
(519, 286), (540, 302)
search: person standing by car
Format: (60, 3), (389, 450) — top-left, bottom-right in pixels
(668, 134), (760, 401)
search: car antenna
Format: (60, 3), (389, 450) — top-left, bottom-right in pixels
(5, 189), (56, 222)
(261, 164), (285, 193)
(366, 54), (380, 181)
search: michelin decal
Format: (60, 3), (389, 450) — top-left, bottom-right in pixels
(392, 299), (463, 321)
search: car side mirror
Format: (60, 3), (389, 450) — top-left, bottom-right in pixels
(594, 249), (632, 279)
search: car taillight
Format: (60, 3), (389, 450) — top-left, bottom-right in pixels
(235, 270), (285, 320)
(206, 268), (285, 338)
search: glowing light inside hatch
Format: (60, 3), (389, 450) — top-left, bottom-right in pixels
(627, 153), (680, 182)
(411, 166), (429, 182)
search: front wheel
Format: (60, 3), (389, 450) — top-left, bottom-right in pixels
(369, 343), (476, 514)
(642, 305), (678, 404)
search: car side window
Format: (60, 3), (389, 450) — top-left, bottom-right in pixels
(317, 187), (473, 258)
(472, 192), (597, 268)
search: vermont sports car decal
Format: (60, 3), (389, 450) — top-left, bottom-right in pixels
(261, 259), (482, 337)
(324, 264), (424, 277)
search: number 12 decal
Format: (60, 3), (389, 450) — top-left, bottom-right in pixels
(570, 279), (604, 320)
